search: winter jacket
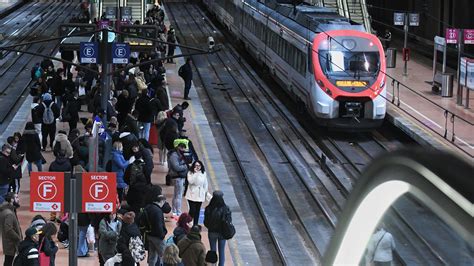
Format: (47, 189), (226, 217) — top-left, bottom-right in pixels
(53, 132), (73, 158)
(140, 147), (154, 183)
(204, 205), (230, 234)
(185, 171), (208, 203)
(122, 114), (140, 139)
(64, 97), (81, 123)
(0, 153), (14, 185)
(13, 238), (39, 266)
(117, 222), (141, 266)
(177, 233), (206, 266)
(172, 226), (187, 245)
(135, 95), (154, 123)
(48, 157), (72, 172)
(143, 203), (167, 239)
(0, 203), (22, 256)
(179, 62), (193, 81)
(365, 228), (396, 263)
(38, 236), (58, 266)
(167, 150), (188, 179)
(18, 130), (42, 162)
(36, 100), (60, 125)
(31, 103), (42, 124)
(98, 218), (122, 262)
(111, 149), (129, 189)
(9, 149), (23, 180)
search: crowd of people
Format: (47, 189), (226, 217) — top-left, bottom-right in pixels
(0, 4), (234, 266)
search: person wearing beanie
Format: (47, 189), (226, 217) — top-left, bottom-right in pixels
(13, 227), (41, 266)
(37, 92), (60, 151)
(116, 211), (141, 265)
(178, 225), (206, 266)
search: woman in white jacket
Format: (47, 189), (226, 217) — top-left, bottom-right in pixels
(185, 160), (208, 226)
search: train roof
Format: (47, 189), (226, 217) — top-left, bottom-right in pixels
(266, 1), (365, 33)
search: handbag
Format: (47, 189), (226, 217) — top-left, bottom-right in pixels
(38, 238), (51, 266)
(221, 209), (235, 240)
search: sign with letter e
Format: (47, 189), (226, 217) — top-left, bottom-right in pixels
(112, 43), (130, 64)
(30, 172), (64, 212)
(82, 172), (116, 213)
(80, 42), (99, 64)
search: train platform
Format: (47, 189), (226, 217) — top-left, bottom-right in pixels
(383, 47), (474, 160)
(0, 46), (259, 266)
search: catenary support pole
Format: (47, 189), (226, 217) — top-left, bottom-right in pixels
(403, 13), (409, 76)
(68, 176), (78, 266)
(456, 29), (464, 105)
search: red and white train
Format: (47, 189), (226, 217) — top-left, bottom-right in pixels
(203, 0), (386, 128)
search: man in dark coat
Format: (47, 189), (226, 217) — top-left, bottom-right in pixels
(143, 195), (167, 266)
(49, 151), (72, 172)
(0, 192), (22, 266)
(135, 90), (154, 141)
(0, 145), (17, 203)
(18, 122), (43, 174)
(63, 92), (81, 131)
(178, 58), (193, 100)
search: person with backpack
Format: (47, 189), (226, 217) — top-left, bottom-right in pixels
(111, 141), (129, 203)
(141, 194), (167, 266)
(178, 58), (193, 100)
(13, 227), (41, 266)
(185, 160), (209, 226)
(204, 191), (234, 266)
(168, 143), (188, 218)
(117, 211), (144, 266)
(124, 153), (148, 213)
(38, 93), (60, 151)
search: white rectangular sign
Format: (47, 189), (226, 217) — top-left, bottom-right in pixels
(33, 202), (61, 212)
(85, 202), (114, 212)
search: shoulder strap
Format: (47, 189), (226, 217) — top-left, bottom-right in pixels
(181, 241), (197, 256)
(371, 232), (387, 262)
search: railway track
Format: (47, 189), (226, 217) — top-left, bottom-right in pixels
(167, 1), (472, 265)
(0, 0), (79, 125)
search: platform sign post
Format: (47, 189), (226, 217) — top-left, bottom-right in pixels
(464, 29), (474, 44)
(82, 172), (117, 213)
(446, 28), (458, 44)
(80, 42), (99, 64)
(112, 43), (130, 64)
(30, 172), (64, 212)
(394, 12), (419, 76)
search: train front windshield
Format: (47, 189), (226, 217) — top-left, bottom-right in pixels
(318, 37), (380, 78)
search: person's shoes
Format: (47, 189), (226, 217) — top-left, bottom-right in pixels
(184, 97), (191, 100)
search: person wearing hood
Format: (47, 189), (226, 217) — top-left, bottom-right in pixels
(13, 227), (41, 266)
(116, 211), (141, 266)
(49, 150), (72, 173)
(37, 93), (60, 151)
(18, 122), (43, 174)
(111, 141), (129, 203)
(0, 192), (22, 266)
(52, 130), (74, 159)
(177, 225), (206, 266)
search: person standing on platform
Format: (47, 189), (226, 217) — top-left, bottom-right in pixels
(0, 145), (17, 203)
(0, 192), (22, 266)
(111, 141), (129, 203)
(185, 160), (208, 226)
(77, 213), (91, 257)
(178, 58), (193, 100)
(167, 27), (177, 63)
(365, 223), (396, 266)
(168, 143), (188, 218)
(383, 29), (392, 49)
(135, 90), (154, 141)
(98, 212), (122, 265)
(6, 138), (23, 194)
(13, 227), (41, 266)
(177, 225), (206, 266)
(204, 191), (232, 266)
(18, 122), (43, 175)
(142, 194), (168, 266)
(38, 222), (59, 266)
(38, 93), (60, 151)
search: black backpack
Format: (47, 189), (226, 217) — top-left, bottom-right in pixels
(178, 65), (185, 78)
